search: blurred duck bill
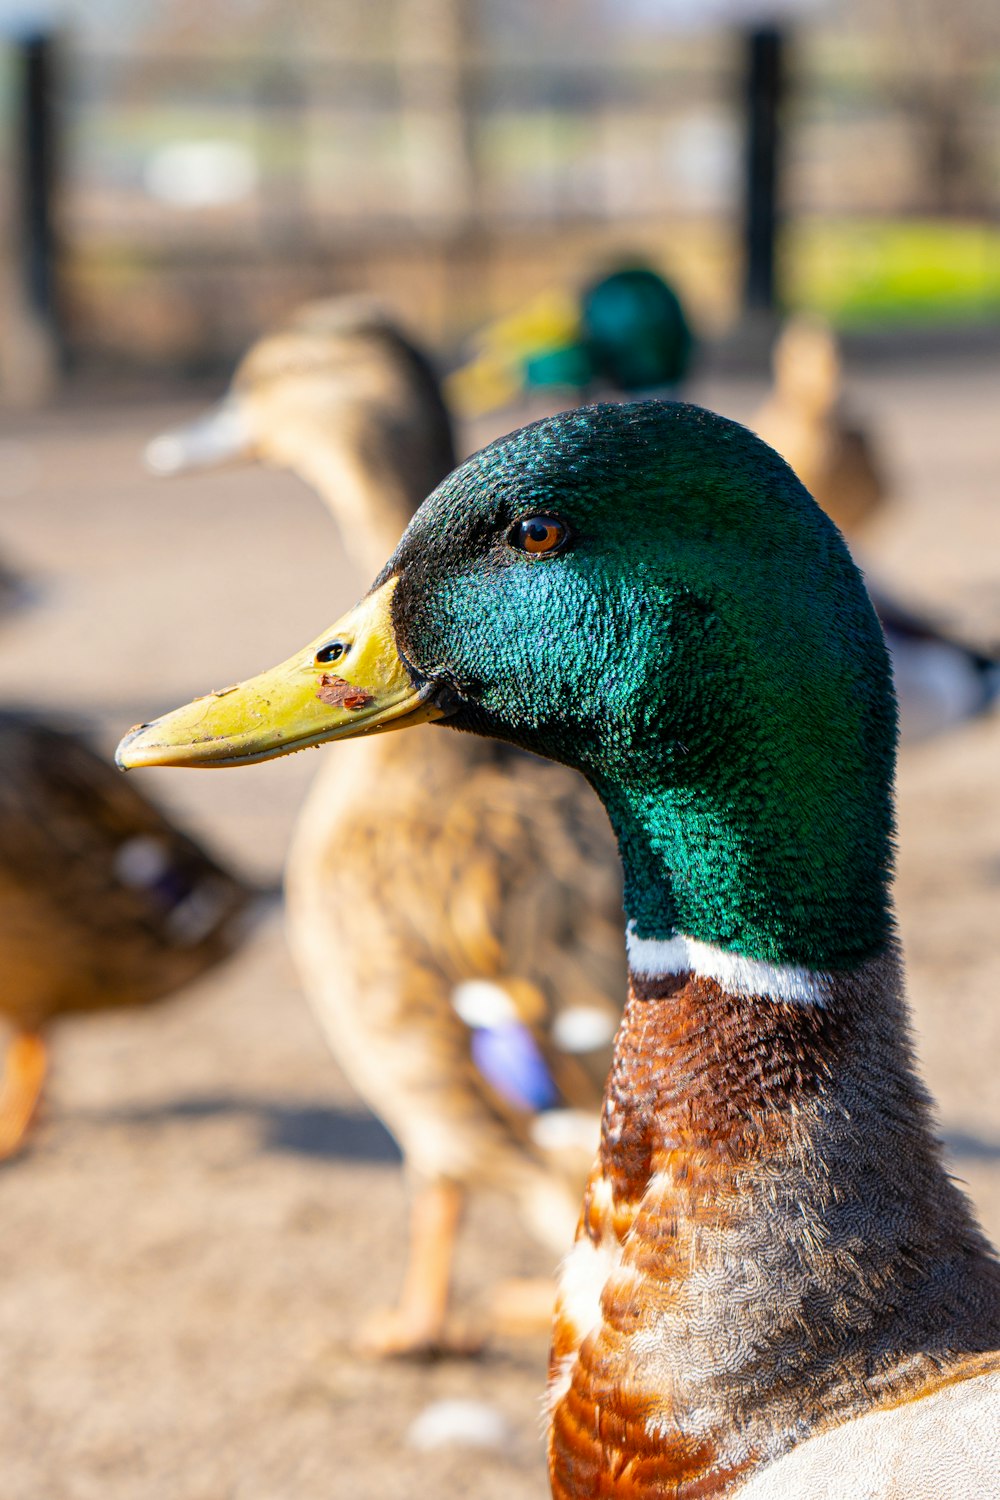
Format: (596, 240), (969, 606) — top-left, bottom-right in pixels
(143, 395), (254, 476)
(116, 579), (443, 771)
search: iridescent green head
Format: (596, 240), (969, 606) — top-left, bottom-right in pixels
(119, 401), (896, 971)
(386, 401), (896, 969)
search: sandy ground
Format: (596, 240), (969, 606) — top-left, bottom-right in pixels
(0, 355), (997, 1499)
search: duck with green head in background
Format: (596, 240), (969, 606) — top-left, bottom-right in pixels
(119, 401), (1000, 1497)
(448, 263), (693, 419)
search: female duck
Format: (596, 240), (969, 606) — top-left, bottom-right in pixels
(753, 315), (999, 740)
(145, 301), (626, 1355)
(0, 710), (252, 1158)
(120, 401), (1000, 1496)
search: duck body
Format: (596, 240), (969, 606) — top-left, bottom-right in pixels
(737, 1360), (1000, 1497)
(121, 399), (1000, 1491)
(874, 593), (1000, 742)
(548, 956), (1000, 1497)
(0, 709), (254, 1156)
(751, 315), (885, 539)
(288, 727), (621, 1234)
(146, 300), (626, 1351)
(753, 316), (999, 742)
(287, 684), (624, 1354)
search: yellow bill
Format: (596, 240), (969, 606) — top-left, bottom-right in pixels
(116, 578), (442, 770)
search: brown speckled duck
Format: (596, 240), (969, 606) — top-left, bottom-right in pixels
(752, 315), (999, 741)
(0, 710), (253, 1159)
(123, 398), (999, 1495)
(145, 300), (626, 1355)
(751, 314), (885, 539)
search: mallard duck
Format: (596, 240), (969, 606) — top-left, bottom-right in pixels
(447, 264), (693, 419)
(120, 399), (1000, 1495)
(751, 315), (885, 538)
(0, 709), (254, 1160)
(144, 299), (626, 1355)
(753, 315), (999, 741)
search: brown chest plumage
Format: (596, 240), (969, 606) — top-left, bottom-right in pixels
(547, 962), (1000, 1499)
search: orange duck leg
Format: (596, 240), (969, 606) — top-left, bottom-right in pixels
(0, 1030), (48, 1161)
(357, 1178), (485, 1358)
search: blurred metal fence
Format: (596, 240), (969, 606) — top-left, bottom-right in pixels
(60, 48), (999, 239)
(3, 34), (999, 365)
(62, 52), (744, 243)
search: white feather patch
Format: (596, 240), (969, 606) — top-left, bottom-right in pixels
(530, 1108), (601, 1155)
(556, 1233), (623, 1346)
(546, 1352), (577, 1416)
(451, 979), (518, 1028)
(551, 1004), (618, 1052)
(626, 926), (830, 1006)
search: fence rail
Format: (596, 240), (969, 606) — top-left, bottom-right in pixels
(3, 38), (998, 366)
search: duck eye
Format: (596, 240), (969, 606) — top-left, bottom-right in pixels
(509, 516), (569, 556)
(315, 640), (349, 665)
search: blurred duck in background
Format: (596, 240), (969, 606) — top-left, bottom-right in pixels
(751, 314), (885, 538)
(447, 263), (693, 420)
(0, 555), (31, 623)
(144, 299), (626, 1357)
(753, 315), (999, 741)
(0, 710), (254, 1160)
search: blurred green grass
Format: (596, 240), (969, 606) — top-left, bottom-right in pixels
(786, 218), (1000, 324)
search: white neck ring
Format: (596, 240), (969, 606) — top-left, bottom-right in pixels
(625, 926), (831, 1007)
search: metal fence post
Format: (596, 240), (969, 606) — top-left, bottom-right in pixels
(16, 28), (62, 351)
(742, 25), (785, 315)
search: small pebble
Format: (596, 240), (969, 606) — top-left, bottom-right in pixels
(406, 1398), (511, 1452)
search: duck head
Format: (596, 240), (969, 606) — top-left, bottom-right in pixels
(119, 401), (897, 973)
(771, 313), (842, 420)
(449, 267), (693, 417)
(144, 299), (456, 574)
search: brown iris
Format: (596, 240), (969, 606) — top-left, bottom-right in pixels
(509, 515), (569, 556)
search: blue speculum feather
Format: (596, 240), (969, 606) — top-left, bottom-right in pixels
(470, 1020), (560, 1113)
